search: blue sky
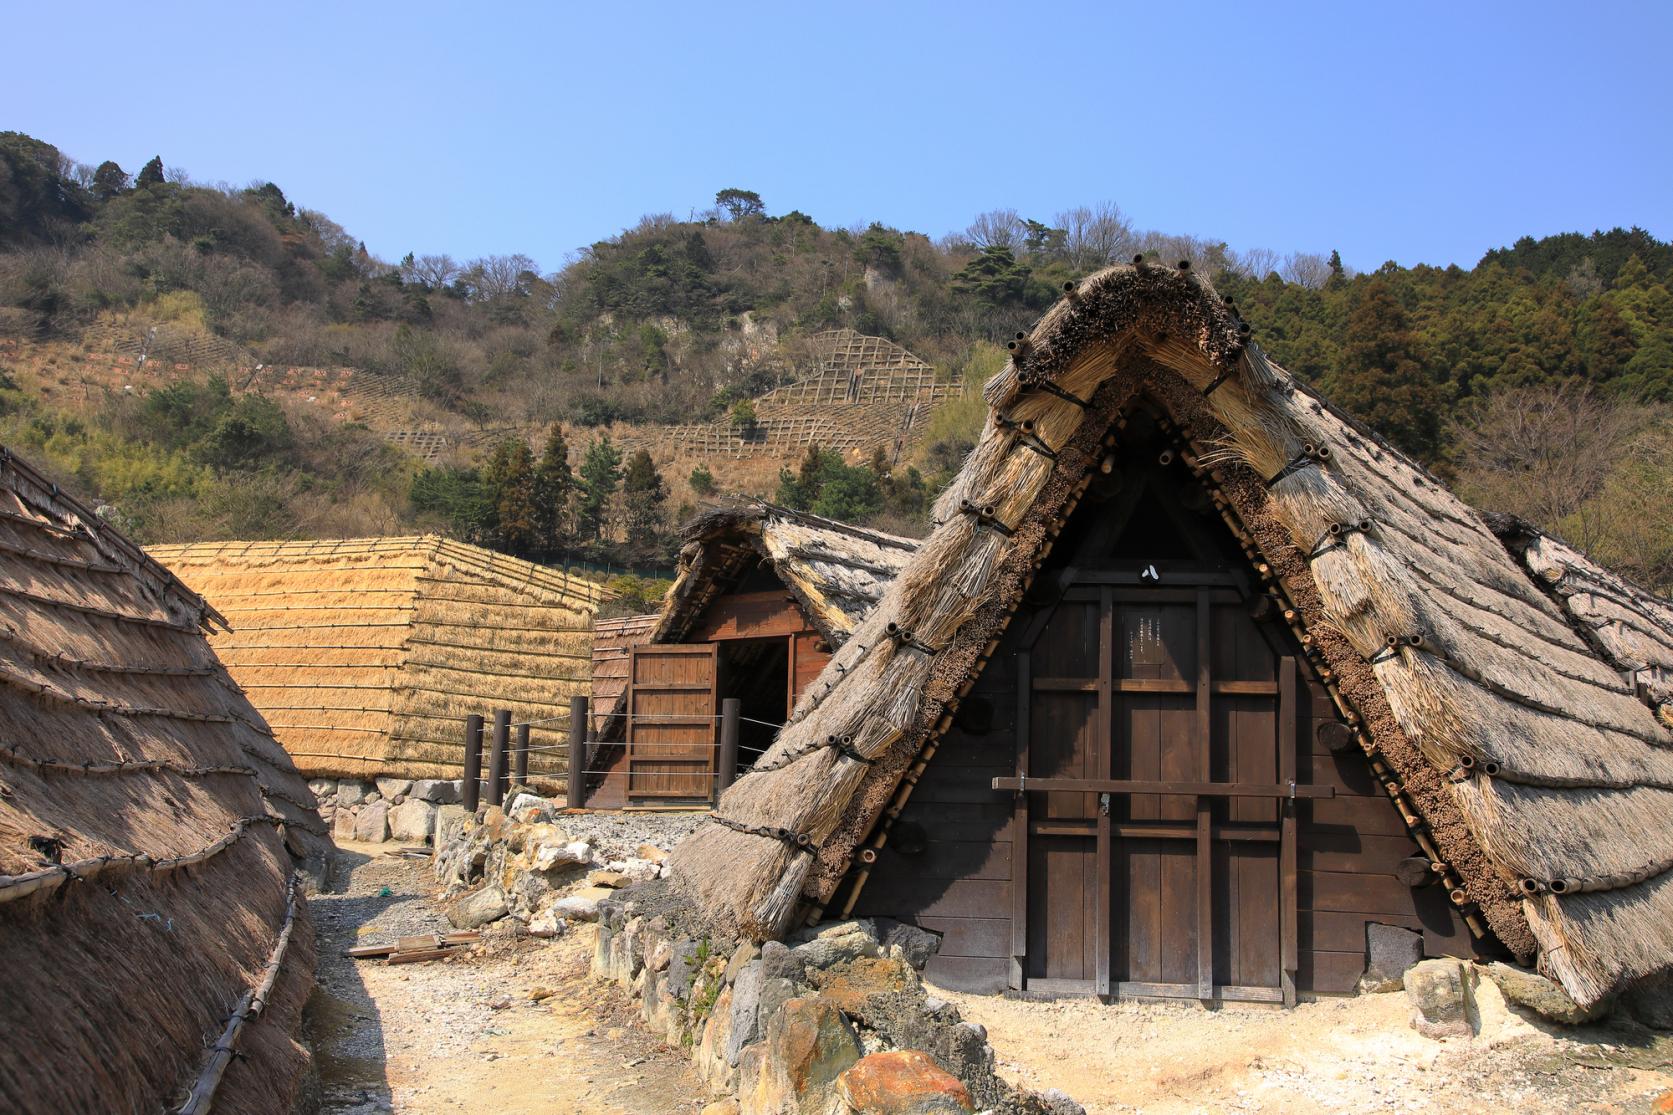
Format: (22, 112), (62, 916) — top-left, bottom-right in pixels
(5, 1), (1668, 274)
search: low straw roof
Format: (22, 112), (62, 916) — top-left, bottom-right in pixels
(148, 536), (608, 784)
(0, 446), (325, 1114)
(670, 263), (1673, 1008)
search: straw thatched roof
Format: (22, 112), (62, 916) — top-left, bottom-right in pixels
(0, 446), (325, 1114)
(655, 501), (918, 647)
(148, 536), (607, 783)
(670, 263), (1673, 1008)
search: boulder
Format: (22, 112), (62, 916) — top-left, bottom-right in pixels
(836, 1050), (975, 1114)
(727, 962), (765, 1065)
(307, 778), (337, 801)
(364, 791), (382, 805)
(507, 791), (559, 824)
(331, 809), (358, 843)
(388, 799), (436, 843)
(619, 857), (662, 882)
(664, 939), (703, 1000)
(554, 886), (615, 922)
(528, 907), (566, 937)
(758, 977), (799, 1034)
(1359, 923), (1423, 993)
(793, 920), (881, 971)
(741, 997), (861, 1115)
(761, 940), (807, 984)
(531, 837), (592, 872)
(698, 986), (739, 1092)
(433, 803), (470, 848)
(353, 800), (390, 843)
(1482, 962), (1604, 1025)
(812, 956), (918, 1023)
(636, 843), (670, 864)
(448, 885), (509, 929)
(412, 779), (461, 804)
(337, 780), (369, 806)
(375, 776), (414, 799)
(725, 941), (761, 985)
(1624, 971), (1673, 1030)
(588, 869), (631, 889)
(876, 919), (942, 971)
(1406, 958), (1477, 1038)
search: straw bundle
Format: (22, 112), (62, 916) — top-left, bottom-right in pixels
(668, 263), (1673, 1009)
(0, 447), (324, 1114)
(149, 536), (607, 781)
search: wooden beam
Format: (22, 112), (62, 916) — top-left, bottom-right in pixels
(1096, 587), (1113, 999)
(1010, 650), (1031, 991)
(1196, 588), (1213, 1002)
(1279, 654), (1299, 1008)
(992, 776), (1333, 799)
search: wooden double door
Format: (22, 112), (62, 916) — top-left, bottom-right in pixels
(997, 575), (1327, 1003)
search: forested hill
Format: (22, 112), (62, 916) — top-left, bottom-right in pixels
(2, 130), (1671, 592)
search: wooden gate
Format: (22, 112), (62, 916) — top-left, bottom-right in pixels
(994, 576), (1330, 1003)
(624, 644), (718, 802)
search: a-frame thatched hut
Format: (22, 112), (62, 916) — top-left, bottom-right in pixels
(0, 448), (327, 1113)
(670, 263), (1673, 1011)
(587, 502), (916, 807)
(147, 536), (606, 786)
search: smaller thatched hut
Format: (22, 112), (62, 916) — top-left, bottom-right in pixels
(587, 502), (916, 807)
(0, 446), (326, 1113)
(148, 536), (607, 785)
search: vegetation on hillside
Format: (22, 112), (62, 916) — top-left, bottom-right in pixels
(2, 131), (1671, 588)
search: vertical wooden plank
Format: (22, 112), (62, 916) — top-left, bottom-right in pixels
(785, 632), (798, 720)
(1096, 588), (1113, 998)
(1011, 650), (1030, 989)
(1280, 654), (1299, 1008)
(1196, 588), (1213, 1001)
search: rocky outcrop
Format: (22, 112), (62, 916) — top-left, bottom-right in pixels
(593, 894), (1084, 1115)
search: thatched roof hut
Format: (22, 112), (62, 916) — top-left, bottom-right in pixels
(670, 263), (1673, 1009)
(148, 536), (606, 784)
(586, 503), (916, 807)
(0, 447), (326, 1113)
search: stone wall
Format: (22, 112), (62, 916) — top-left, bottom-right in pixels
(593, 893), (1086, 1115)
(310, 777), (461, 844)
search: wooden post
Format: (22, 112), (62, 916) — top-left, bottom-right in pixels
(567, 696), (588, 810)
(462, 714), (483, 813)
(487, 710), (510, 806)
(513, 723), (530, 788)
(716, 698), (741, 805)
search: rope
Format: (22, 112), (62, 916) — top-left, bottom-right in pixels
(709, 814), (814, 853)
(744, 733), (874, 775)
(0, 816), (284, 905)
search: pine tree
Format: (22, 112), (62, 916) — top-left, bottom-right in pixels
(531, 424), (575, 560)
(619, 449), (667, 554)
(135, 156), (165, 188)
(480, 438), (537, 556)
(578, 436), (622, 541)
(91, 160), (128, 202)
(1329, 276), (1444, 459)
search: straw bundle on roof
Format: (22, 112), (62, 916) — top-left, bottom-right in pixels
(0, 446), (325, 1114)
(669, 264), (1673, 1009)
(148, 536), (607, 784)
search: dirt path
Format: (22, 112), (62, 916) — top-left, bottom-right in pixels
(938, 979), (1672, 1114)
(308, 842), (704, 1115)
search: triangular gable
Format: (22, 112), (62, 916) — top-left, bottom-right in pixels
(670, 264), (1673, 1008)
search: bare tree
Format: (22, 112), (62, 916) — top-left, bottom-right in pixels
(1450, 381), (1652, 552)
(1281, 251), (1332, 290)
(1230, 246), (1281, 280)
(1055, 202), (1135, 272)
(404, 253), (461, 290)
(965, 209), (1023, 252)
(463, 254), (539, 300)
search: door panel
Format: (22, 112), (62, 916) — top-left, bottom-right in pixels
(625, 644), (717, 801)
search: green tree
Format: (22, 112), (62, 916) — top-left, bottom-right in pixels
(90, 160), (129, 202)
(688, 463), (716, 496)
(619, 448), (667, 551)
(1326, 276), (1444, 459)
(715, 188), (765, 221)
(480, 438), (537, 556)
(135, 155), (165, 188)
(578, 435), (622, 540)
(531, 424), (575, 559)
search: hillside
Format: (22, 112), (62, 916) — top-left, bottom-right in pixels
(3, 131), (1672, 588)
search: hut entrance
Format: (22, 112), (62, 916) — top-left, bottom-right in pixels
(995, 421), (1327, 1004)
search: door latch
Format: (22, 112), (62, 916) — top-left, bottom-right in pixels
(1099, 792), (1111, 816)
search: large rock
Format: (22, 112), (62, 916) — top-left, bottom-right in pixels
(727, 962), (765, 1065)
(1624, 971), (1673, 1030)
(877, 919), (942, 971)
(332, 809), (358, 844)
(740, 997), (861, 1115)
(412, 779), (461, 804)
(448, 884), (509, 929)
(761, 940), (807, 984)
(375, 776), (414, 799)
(307, 778), (337, 801)
(530, 834), (592, 872)
(1359, 923), (1423, 993)
(388, 799), (436, 843)
(793, 920), (881, 971)
(554, 887), (614, 922)
(353, 800), (390, 842)
(433, 803), (470, 848)
(1406, 958), (1477, 1038)
(337, 780), (369, 806)
(759, 977), (799, 1034)
(836, 1050), (975, 1115)
(1482, 962), (1604, 1025)
(698, 985), (739, 1093)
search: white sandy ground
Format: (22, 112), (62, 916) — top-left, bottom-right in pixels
(308, 844), (1669, 1115)
(937, 976), (1673, 1114)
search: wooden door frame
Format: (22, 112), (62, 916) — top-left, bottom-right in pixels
(1005, 575), (1312, 1003)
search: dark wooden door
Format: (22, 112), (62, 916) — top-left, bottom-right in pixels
(624, 644), (718, 802)
(1006, 577), (1311, 1002)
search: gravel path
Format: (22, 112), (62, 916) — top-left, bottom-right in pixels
(309, 841), (705, 1114)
